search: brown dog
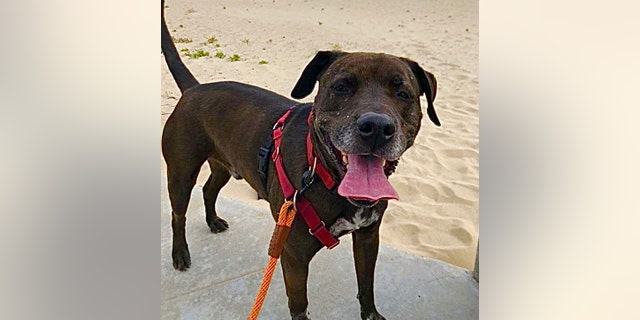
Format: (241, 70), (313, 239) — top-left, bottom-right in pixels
(161, 2), (439, 319)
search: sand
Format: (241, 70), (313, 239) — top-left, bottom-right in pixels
(161, 0), (478, 269)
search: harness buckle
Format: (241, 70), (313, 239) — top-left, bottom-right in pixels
(257, 147), (270, 179)
(308, 221), (326, 236)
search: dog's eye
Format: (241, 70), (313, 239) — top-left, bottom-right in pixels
(397, 91), (411, 100)
(331, 84), (349, 93)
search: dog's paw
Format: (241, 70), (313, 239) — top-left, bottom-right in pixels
(172, 245), (191, 271)
(290, 310), (311, 320)
(362, 312), (386, 320)
(207, 216), (229, 233)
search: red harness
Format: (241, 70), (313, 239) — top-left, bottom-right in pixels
(270, 106), (340, 249)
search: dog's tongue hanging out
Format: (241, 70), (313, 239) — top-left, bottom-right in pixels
(337, 154), (399, 201)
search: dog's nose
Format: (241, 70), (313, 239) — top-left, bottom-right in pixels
(356, 112), (395, 148)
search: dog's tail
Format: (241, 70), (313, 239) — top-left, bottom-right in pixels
(161, 0), (199, 93)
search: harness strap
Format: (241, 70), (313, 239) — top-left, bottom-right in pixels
(271, 107), (296, 199)
(295, 196), (340, 249)
(267, 105), (340, 249)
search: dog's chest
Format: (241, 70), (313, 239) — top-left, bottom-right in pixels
(329, 208), (381, 237)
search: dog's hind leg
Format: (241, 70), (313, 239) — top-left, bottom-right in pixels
(165, 152), (207, 271)
(203, 160), (231, 233)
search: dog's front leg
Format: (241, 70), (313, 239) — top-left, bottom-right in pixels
(281, 249), (314, 320)
(352, 222), (386, 320)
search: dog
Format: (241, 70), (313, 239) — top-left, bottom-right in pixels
(161, 2), (440, 319)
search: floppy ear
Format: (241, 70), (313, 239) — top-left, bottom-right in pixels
(402, 58), (441, 127)
(291, 51), (344, 99)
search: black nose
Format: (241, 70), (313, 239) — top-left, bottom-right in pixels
(356, 112), (395, 148)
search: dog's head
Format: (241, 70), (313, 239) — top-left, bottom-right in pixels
(291, 51), (439, 207)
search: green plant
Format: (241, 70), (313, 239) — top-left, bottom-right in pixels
(215, 51), (226, 59)
(207, 36), (217, 44)
(228, 54), (240, 62)
(259, 60), (268, 65)
(215, 43), (221, 48)
(184, 49), (210, 59)
(180, 48), (189, 52)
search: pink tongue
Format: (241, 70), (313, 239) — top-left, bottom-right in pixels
(337, 154), (399, 201)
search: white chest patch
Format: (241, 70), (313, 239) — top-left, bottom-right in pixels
(329, 208), (381, 237)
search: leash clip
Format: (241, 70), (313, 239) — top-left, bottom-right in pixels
(299, 169), (315, 195)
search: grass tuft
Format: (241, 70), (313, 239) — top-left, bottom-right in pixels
(183, 49), (210, 59)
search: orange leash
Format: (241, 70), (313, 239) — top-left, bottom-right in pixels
(248, 201), (297, 320)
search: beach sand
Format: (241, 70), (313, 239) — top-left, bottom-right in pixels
(161, 0), (478, 269)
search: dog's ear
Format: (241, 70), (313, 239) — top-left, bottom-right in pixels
(291, 51), (344, 99)
(402, 58), (441, 127)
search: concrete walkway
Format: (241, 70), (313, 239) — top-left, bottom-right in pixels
(161, 177), (478, 320)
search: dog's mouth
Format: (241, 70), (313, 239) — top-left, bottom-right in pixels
(337, 153), (400, 202)
(319, 130), (400, 204)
